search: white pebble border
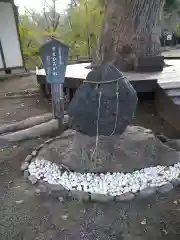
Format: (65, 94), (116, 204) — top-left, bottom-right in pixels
(22, 135), (180, 202)
(27, 158), (180, 196)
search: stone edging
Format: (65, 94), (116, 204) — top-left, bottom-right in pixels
(21, 135), (180, 203)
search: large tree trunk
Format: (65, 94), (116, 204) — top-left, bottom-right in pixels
(94, 0), (165, 71)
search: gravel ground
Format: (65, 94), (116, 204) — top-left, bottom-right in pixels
(1, 76), (180, 239)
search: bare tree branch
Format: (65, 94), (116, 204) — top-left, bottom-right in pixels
(53, 14), (60, 31)
(71, 0), (78, 7)
(43, 7), (51, 31)
(24, 7), (41, 26)
(24, 1), (62, 36)
(68, 16), (73, 29)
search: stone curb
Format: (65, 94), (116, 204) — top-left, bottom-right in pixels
(115, 192), (135, 201)
(136, 187), (157, 199)
(21, 133), (180, 203)
(157, 183), (173, 194)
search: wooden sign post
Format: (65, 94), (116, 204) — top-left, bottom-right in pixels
(40, 39), (69, 126)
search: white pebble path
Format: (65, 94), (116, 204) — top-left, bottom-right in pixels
(28, 158), (180, 196)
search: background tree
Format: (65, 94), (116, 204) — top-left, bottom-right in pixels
(19, 13), (43, 69)
(60, 0), (103, 59)
(19, 0), (103, 66)
(19, 0), (180, 70)
(163, 0), (180, 33)
(93, 0), (180, 71)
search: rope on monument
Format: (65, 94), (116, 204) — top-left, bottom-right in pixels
(90, 82), (120, 161)
(88, 64), (123, 161)
(83, 76), (126, 84)
(109, 81), (119, 136)
(91, 90), (102, 161)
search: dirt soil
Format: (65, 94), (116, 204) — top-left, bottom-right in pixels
(1, 76), (180, 240)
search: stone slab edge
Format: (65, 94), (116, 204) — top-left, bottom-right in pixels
(21, 133), (180, 203)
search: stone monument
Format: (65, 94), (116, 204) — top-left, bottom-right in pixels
(66, 63), (138, 172)
(68, 63), (138, 137)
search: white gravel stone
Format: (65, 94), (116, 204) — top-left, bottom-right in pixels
(31, 150), (37, 157)
(21, 162), (29, 171)
(27, 158), (180, 197)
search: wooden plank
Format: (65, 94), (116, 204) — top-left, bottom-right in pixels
(37, 59), (180, 81)
(159, 81), (180, 90)
(166, 89), (180, 97)
(172, 96), (180, 105)
(36, 60), (180, 91)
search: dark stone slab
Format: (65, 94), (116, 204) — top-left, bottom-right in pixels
(171, 178), (180, 187)
(71, 190), (90, 201)
(115, 192), (135, 201)
(68, 63), (137, 136)
(138, 187), (156, 199)
(91, 193), (114, 202)
(157, 183), (173, 194)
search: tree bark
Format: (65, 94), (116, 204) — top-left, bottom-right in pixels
(94, 0), (165, 71)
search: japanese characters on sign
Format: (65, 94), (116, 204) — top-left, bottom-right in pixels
(40, 39), (69, 84)
(52, 45), (58, 77)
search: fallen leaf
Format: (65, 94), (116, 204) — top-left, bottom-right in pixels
(50, 224), (56, 229)
(141, 219), (147, 225)
(16, 200), (24, 204)
(58, 197), (64, 202)
(162, 229), (168, 235)
(61, 215), (68, 221)
(173, 200), (178, 205)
